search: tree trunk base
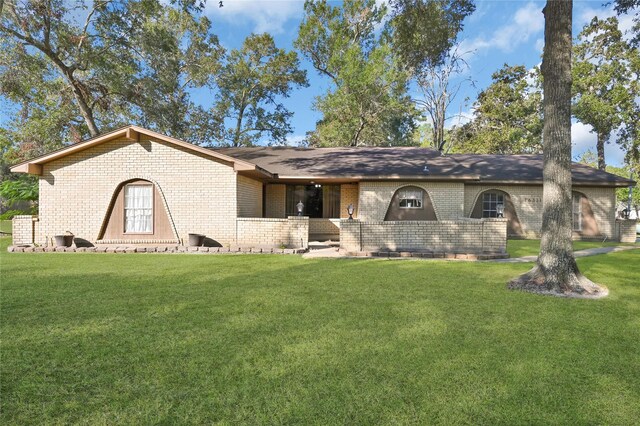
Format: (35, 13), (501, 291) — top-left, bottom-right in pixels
(508, 264), (608, 299)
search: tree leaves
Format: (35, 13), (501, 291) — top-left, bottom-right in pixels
(212, 33), (308, 147)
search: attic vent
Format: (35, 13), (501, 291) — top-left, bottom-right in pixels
(423, 165), (430, 174)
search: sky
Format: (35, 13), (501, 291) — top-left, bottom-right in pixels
(0, 0), (634, 166)
(191, 0), (636, 165)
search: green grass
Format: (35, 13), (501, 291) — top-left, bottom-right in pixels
(1, 237), (639, 424)
(0, 220), (11, 234)
(506, 238), (637, 258)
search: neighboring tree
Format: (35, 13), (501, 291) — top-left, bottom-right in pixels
(0, 177), (39, 212)
(572, 16), (640, 170)
(412, 46), (473, 152)
(387, 0), (475, 152)
(388, 0), (475, 70)
(509, 0), (606, 297)
(0, 0), (223, 141)
(607, 165), (640, 217)
(613, 0), (640, 47)
(295, 0), (417, 147)
(452, 64), (543, 154)
(212, 33), (308, 147)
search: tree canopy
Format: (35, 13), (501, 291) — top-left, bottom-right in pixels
(295, 0), (417, 147)
(212, 33), (308, 147)
(452, 64), (543, 154)
(572, 16), (640, 170)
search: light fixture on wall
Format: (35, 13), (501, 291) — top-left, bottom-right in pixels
(347, 203), (355, 220)
(496, 203), (505, 218)
(297, 200), (304, 216)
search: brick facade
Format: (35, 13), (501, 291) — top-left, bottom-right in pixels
(340, 218), (507, 253)
(358, 181), (465, 221)
(309, 218), (340, 240)
(463, 184), (616, 239)
(265, 184), (286, 218)
(615, 219), (638, 243)
(236, 216), (309, 248)
(37, 137), (238, 246)
(18, 134), (624, 250)
(237, 175), (263, 218)
(12, 215), (38, 245)
(340, 183), (359, 218)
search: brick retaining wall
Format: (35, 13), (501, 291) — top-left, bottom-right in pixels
(236, 216), (309, 248)
(12, 215), (38, 246)
(340, 218), (507, 253)
(615, 219), (637, 243)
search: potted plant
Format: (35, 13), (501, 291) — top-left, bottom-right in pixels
(188, 233), (205, 247)
(54, 231), (74, 247)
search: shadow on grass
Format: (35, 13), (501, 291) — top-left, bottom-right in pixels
(2, 240), (640, 424)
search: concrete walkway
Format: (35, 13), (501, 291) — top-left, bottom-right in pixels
(491, 244), (639, 263)
(303, 242), (639, 261)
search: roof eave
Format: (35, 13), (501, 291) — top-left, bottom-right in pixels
(9, 125), (260, 175)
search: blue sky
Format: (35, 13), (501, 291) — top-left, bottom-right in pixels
(194, 0), (635, 165)
(0, 1), (633, 165)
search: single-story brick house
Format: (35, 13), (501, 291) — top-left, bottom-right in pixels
(10, 125), (637, 253)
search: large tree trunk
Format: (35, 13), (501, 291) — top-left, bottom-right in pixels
(508, 0), (606, 298)
(596, 131), (606, 171)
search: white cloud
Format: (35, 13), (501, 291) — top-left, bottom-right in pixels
(460, 2), (544, 53)
(534, 38), (544, 53)
(206, 0), (303, 34)
(576, 5), (636, 43)
(571, 121), (626, 166)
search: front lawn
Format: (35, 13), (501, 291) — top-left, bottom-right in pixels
(2, 237), (639, 424)
(506, 238), (636, 258)
(0, 220), (11, 234)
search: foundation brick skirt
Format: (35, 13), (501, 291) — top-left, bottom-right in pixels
(7, 245), (307, 255)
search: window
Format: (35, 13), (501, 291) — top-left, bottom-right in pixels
(285, 184), (341, 218)
(124, 184), (153, 233)
(572, 192), (582, 231)
(482, 192), (504, 218)
(399, 188), (423, 208)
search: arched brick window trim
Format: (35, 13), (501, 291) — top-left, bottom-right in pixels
(572, 191), (600, 237)
(98, 177), (179, 242)
(470, 189), (524, 237)
(384, 185), (438, 221)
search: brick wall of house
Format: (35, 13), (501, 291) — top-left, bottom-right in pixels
(12, 215), (37, 245)
(340, 218), (507, 253)
(236, 216), (309, 248)
(37, 137), (238, 246)
(237, 175), (263, 218)
(463, 184), (616, 239)
(358, 181), (465, 221)
(340, 183), (359, 218)
(309, 218), (340, 239)
(615, 219), (637, 242)
(265, 184), (286, 218)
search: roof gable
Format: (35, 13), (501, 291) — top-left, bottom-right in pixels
(10, 125), (270, 178)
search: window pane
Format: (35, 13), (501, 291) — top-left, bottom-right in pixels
(125, 185), (152, 232)
(399, 188), (423, 208)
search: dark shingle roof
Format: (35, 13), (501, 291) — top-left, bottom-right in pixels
(449, 154), (635, 186)
(211, 147), (635, 186)
(213, 147), (475, 179)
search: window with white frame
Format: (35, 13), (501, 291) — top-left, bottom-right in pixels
(572, 192), (582, 231)
(482, 192), (504, 218)
(399, 188), (423, 208)
(124, 184), (153, 233)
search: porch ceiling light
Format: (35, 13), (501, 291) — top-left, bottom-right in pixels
(496, 203), (505, 218)
(297, 200), (304, 216)
(347, 203), (355, 220)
